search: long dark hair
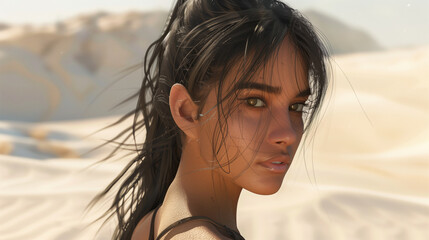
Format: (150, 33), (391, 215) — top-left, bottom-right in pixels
(89, 0), (330, 239)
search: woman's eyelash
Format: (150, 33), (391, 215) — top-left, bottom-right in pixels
(246, 97), (266, 107)
(289, 102), (309, 112)
(238, 97), (267, 108)
(238, 96), (310, 112)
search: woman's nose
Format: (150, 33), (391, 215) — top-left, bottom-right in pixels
(267, 111), (299, 147)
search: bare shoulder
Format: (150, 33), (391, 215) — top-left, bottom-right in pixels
(131, 210), (155, 240)
(161, 220), (233, 240)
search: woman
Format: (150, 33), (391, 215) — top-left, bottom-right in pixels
(92, 0), (329, 239)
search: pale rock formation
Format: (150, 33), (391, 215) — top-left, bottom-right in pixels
(0, 10), (385, 122)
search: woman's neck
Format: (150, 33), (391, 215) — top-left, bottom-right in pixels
(162, 140), (242, 232)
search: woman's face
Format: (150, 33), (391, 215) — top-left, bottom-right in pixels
(196, 40), (310, 195)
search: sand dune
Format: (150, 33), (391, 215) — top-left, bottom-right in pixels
(0, 12), (165, 121)
(303, 10), (383, 54)
(239, 183), (429, 240)
(0, 155), (119, 240)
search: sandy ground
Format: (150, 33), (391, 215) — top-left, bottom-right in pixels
(1, 46), (428, 240)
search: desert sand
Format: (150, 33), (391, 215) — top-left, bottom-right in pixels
(0, 45), (428, 240)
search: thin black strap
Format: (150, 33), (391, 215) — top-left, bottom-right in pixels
(148, 205), (162, 240)
(155, 215), (245, 240)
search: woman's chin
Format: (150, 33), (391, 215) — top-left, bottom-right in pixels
(243, 181), (284, 195)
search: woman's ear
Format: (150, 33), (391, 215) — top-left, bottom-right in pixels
(169, 83), (199, 139)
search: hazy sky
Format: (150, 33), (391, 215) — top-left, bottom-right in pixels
(0, 0), (428, 49)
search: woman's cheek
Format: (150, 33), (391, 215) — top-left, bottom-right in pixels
(227, 109), (266, 146)
(291, 113), (305, 137)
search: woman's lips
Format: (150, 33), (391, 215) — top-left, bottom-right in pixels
(258, 155), (291, 173)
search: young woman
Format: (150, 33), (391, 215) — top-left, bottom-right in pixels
(92, 0), (329, 239)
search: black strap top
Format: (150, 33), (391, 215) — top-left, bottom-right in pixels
(148, 205), (245, 240)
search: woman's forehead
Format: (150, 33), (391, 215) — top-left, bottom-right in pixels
(227, 39), (309, 94)
(264, 39), (308, 84)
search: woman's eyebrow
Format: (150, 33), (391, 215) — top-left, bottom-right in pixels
(237, 82), (311, 98)
(237, 82), (281, 94)
(295, 88), (311, 98)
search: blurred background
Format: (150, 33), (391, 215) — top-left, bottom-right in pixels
(0, 1), (428, 240)
(0, 0), (428, 121)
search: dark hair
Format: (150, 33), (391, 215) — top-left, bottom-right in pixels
(90, 0), (329, 239)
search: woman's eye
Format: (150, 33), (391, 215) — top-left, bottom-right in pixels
(245, 98), (266, 107)
(289, 103), (306, 112)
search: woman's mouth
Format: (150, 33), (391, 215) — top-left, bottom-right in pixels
(258, 155), (291, 173)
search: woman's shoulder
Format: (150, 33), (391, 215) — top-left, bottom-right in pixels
(132, 207), (243, 240)
(158, 220), (235, 240)
(131, 209), (156, 240)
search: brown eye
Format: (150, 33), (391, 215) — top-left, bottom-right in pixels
(289, 103), (305, 112)
(246, 98), (266, 107)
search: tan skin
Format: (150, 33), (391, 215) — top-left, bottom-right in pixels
(132, 39), (310, 240)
